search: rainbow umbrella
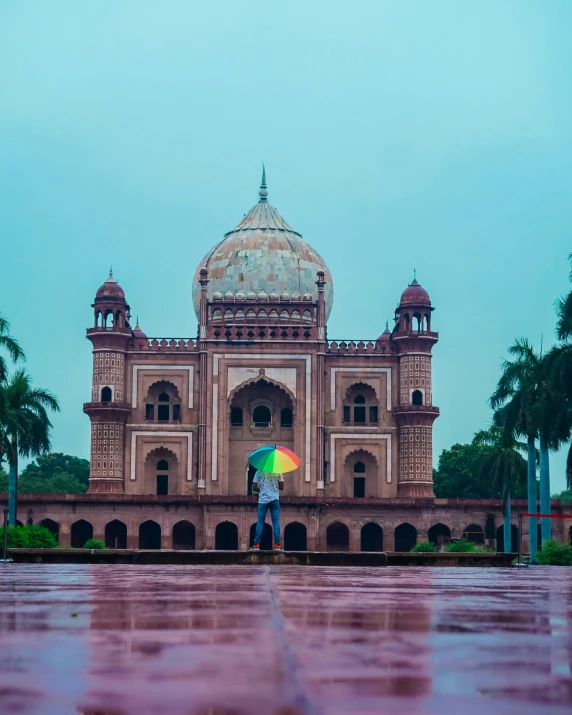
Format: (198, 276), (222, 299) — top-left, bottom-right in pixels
(249, 445), (300, 473)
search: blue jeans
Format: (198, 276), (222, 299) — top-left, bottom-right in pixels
(254, 499), (281, 546)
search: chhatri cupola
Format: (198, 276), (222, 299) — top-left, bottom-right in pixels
(192, 167), (334, 320)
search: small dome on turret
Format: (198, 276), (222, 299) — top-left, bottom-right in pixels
(399, 272), (431, 307)
(291, 291), (302, 301)
(96, 269), (125, 301)
(269, 291), (279, 301)
(280, 291), (290, 301)
(257, 290), (268, 301)
(212, 291), (223, 301)
(302, 292), (313, 301)
(132, 317), (147, 340)
(376, 320), (392, 345)
(224, 290), (234, 300)
(246, 291), (256, 300)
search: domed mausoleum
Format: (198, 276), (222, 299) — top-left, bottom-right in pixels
(32, 170), (540, 556)
(192, 168), (334, 320)
(10, 169), (541, 554)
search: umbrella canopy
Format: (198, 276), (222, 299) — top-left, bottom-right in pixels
(249, 445), (300, 473)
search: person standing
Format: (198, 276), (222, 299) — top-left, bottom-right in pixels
(250, 470), (284, 551)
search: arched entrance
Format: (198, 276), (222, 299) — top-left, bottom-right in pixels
(143, 447), (179, 496)
(360, 523), (383, 551)
(394, 523), (417, 552)
(326, 522), (349, 551)
(343, 449), (379, 499)
(249, 522), (273, 550)
(284, 522), (307, 551)
(463, 524), (485, 544)
(496, 524), (518, 552)
(428, 523), (451, 547)
(173, 520), (195, 549)
(71, 519), (93, 548)
(228, 377), (295, 495)
(139, 520), (161, 549)
(39, 518), (59, 544)
(215, 521), (238, 550)
(105, 519), (127, 549)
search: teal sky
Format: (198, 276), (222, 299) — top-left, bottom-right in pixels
(1, 1), (571, 491)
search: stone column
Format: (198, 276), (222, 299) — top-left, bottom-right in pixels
(197, 268), (209, 490)
(316, 271), (327, 491)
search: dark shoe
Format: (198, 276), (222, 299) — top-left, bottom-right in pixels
(250, 544), (260, 551)
(274, 544), (283, 551)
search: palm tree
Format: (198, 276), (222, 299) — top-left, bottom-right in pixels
(0, 313), (25, 382)
(0, 370), (60, 525)
(551, 253), (572, 487)
(532, 348), (572, 544)
(542, 344), (572, 488)
(555, 252), (572, 341)
(489, 339), (541, 559)
(473, 426), (527, 553)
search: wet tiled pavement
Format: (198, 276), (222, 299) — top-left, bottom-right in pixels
(0, 565), (571, 715)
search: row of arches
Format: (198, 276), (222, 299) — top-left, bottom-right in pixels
(38, 518), (196, 550)
(212, 308), (314, 323)
(37, 518), (562, 551)
(94, 309), (126, 330)
(402, 312), (431, 332)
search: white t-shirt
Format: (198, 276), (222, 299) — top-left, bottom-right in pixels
(253, 471), (284, 503)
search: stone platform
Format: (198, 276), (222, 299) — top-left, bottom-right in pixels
(0, 564), (571, 714)
(6, 548), (516, 567)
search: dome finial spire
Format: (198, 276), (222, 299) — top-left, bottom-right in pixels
(411, 268), (419, 286)
(259, 163), (268, 202)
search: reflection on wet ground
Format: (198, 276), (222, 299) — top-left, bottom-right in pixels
(0, 565), (571, 714)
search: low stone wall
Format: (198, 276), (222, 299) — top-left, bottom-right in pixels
(386, 552), (516, 567)
(7, 548), (389, 566)
(6, 549), (515, 566)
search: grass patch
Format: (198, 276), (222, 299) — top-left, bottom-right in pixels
(410, 541), (438, 553)
(83, 539), (106, 550)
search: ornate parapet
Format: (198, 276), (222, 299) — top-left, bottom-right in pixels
(327, 339), (397, 356)
(130, 338), (198, 351)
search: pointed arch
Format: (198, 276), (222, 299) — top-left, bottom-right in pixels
(228, 375), (296, 408)
(343, 381), (379, 403)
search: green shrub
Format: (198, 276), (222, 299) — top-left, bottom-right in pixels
(410, 541), (438, 553)
(445, 538), (478, 553)
(0, 524), (57, 549)
(83, 538), (106, 550)
(534, 539), (572, 566)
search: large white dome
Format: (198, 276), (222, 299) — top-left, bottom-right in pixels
(192, 170), (334, 319)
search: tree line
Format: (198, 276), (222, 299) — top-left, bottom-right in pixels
(435, 253), (572, 557)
